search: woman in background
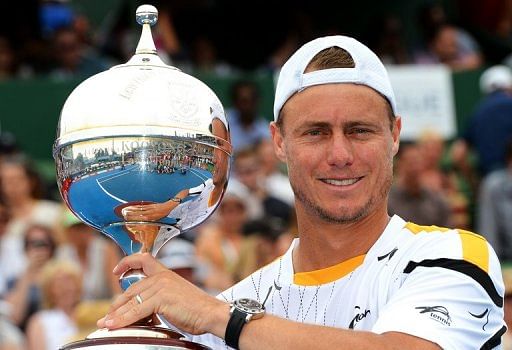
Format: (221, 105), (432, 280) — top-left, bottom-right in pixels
(25, 260), (82, 350)
(4, 224), (56, 330)
(0, 156), (62, 282)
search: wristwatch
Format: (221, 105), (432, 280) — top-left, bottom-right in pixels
(225, 298), (265, 349)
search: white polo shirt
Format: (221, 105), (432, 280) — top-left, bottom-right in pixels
(168, 178), (217, 231)
(192, 215), (506, 349)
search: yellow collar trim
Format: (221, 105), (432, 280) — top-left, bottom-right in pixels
(293, 254), (366, 286)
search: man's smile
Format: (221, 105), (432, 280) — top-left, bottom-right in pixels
(319, 177), (363, 186)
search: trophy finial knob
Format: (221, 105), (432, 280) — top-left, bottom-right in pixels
(134, 4), (158, 55)
(136, 4), (158, 26)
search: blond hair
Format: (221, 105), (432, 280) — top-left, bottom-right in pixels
(40, 259), (82, 309)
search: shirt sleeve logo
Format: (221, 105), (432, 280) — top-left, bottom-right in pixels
(377, 247), (398, 262)
(468, 308), (490, 331)
(415, 305), (452, 326)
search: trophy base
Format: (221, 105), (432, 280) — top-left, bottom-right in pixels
(61, 319), (210, 350)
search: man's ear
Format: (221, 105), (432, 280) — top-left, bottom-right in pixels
(270, 122), (287, 162)
(392, 116), (402, 156)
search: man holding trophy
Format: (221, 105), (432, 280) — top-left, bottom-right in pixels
(55, 4), (505, 350)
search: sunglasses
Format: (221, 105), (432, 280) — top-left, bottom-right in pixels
(26, 239), (52, 249)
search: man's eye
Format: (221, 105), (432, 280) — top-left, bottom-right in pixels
(351, 128), (370, 135)
(306, 129), (323, 136)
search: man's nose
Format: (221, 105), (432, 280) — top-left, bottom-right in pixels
(326, 134), (354, 168)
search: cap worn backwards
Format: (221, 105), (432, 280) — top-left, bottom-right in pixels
(273, 35), (397, 122)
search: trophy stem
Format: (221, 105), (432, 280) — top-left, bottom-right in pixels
(136, 23), (157, 55)
(119, 268), (146, 291)
(118, 269), (178, 334)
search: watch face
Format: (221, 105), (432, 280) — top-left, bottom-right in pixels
(235, 298), (264, 313)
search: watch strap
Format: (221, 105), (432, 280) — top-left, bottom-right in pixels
(225, 308), (246, 349)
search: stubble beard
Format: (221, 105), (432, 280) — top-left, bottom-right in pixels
(291, 168), (393, 225)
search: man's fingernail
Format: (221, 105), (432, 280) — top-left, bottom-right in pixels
(105, 319), (114, 327)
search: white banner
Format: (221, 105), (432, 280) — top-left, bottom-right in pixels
(387, 65), (457, 141)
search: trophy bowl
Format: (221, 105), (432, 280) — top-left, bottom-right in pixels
(53, 5), (231, 349)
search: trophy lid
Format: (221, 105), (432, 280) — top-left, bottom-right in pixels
(53, 4), (227, 154)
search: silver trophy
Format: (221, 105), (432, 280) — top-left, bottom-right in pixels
(53, 5), (231, 349)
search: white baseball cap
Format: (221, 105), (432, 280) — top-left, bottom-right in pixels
(479, 65), (512, 94)
(273, 35), (397, 121)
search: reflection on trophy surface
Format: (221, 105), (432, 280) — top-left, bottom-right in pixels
(53, 4), (231, 349)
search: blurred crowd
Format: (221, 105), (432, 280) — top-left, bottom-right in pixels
(2, 0), (512, 349)
(3, 1), (512, 80)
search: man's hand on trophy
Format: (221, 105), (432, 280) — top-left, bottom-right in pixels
(121, 189), (189, 221)
(121, 202), (175, 221)
(97, 253), (229, 336)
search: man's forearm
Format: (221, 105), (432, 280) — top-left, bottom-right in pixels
(205, 304), (440, 350)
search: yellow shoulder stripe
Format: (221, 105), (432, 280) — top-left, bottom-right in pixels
(458, 229), (489, 273)
(405, 222), (450, 234)
(294, 254), (365, 286)
(404, 222), (489, 273)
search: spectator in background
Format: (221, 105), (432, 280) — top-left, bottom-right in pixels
(0, 300), (24, 350)
(229, 148), (266, 220)
(447, 137), (480, 229)
(454, 65), (512, 176)
(157, 237), (198, 285)
(257, 139), (295, 207)
(149, 0), (184, 65)
(47, 26), (110, 81)
(57, 210), (121, 301)
(264, 33), (301, 73)
(414, 23), (483, 70)
(0, 201), (11, 296)
(414, 2), (482, 71)
(25, 260), (81, 350)
(0, 38), (19, 81)
(187, 36), (234, 76)
(417, 130), (446, 192)
(225, 80), (270, 151)
(0, 0), (42, 76)
(0, 132), (19, 160)
(388, 142), (451, 226)
(478, 138), (512, 261)
(457, 0), (512, 64)
(39, 0), (75, 39)
(195, 189), (247, 293)
(171, 36), (235, 76)
(366, 14), (411, 65)
(4, 225), (56, 331)
(67, 299), (110, 345)
(229, 147), (292, 223)
(417, 130), (472, 229)
(0, 155), (62, 282)
(232, 218), (283, 282)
